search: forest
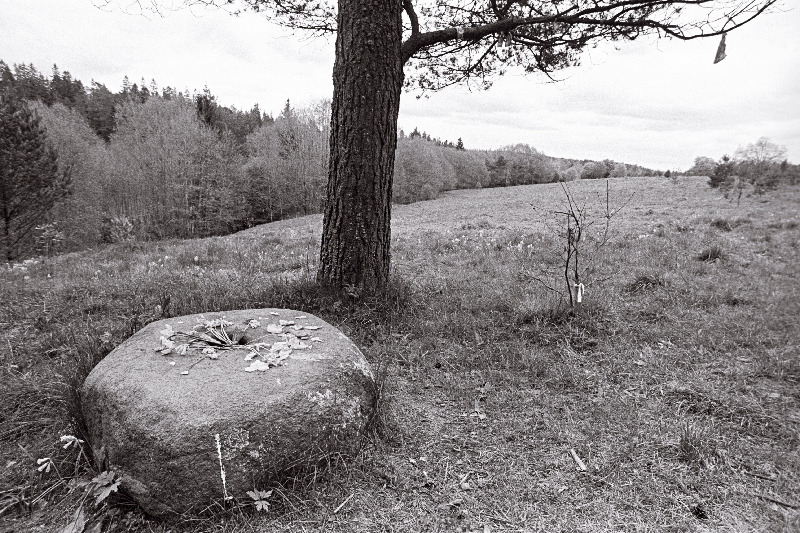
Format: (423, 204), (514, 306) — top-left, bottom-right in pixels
(2, 59), (662, 260)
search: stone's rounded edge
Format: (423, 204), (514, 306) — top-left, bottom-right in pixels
(349, 344), (375, 381)
(80, 308), (377, 519)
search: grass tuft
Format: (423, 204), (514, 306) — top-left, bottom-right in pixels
(677, 422), (716, 468)
(696, 245), (726, 262)
(625, 272), (666, 293)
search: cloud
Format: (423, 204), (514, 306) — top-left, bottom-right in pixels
(2, 0), (798, 169)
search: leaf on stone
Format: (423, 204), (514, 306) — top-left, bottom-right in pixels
(174, 344), (189, 355)
(249, 342), (270, 350)
(180, 371), (189, 375)
(304, 325), (321, 330)
(279, 319), (295, 326)
(160, 325), (174, 338)
(283, 334), (311, 350)
(266, 324), (283, 334)
(245, 360), (271, 372)
(269, 312), (279, 316)
(270, 341), (290, 353)
(159, 336), (175, 355)
(248, 319), (261, 329)
(294, 315), (307, 319)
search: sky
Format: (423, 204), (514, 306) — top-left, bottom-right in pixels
(1, 0), (798, 170)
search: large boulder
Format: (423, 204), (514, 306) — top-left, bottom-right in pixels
(81, 309), (375, 518)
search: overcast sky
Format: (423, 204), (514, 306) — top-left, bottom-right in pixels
(1, 0), (798, 170)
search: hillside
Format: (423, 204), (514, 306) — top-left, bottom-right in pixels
(2, 176), (799, 532)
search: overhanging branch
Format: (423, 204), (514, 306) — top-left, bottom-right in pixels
(400, 0), (777, 64)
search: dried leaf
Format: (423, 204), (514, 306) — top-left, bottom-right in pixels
(245, 360), (272, 372)
(60, 435), (84, 449)
(248, 489), (273, 500)
(160, 336), (175, 352)
(270, 341), (290, 352)
(304, 325), (321, 330)
(90, 471), (120, 505)
(266, 324), (283, 334)
(279, 320), (295, 326)
(59, 506), (85, 533)
(248, 319), (261, 329)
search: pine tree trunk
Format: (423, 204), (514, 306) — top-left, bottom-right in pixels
(317, 0), (404, 293)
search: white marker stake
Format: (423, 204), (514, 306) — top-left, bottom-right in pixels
(215, 434), (232, 501)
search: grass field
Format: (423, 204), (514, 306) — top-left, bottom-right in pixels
(2, 176), (799, 532)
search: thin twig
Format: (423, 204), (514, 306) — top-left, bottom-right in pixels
(752, 493), (799, 509)
(570, 449), (588, 471)
(333, 492), (355, 514)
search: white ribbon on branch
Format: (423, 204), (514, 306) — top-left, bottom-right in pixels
(574, 283), (586, 303)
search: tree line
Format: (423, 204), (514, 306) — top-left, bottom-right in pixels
(686, 138), (799, 196)
(2, 58), (658, 261)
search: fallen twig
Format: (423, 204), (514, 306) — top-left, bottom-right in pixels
(333, 492), (354, 514)
(570, 449), (588, 471)
(753, 493), (799, 509)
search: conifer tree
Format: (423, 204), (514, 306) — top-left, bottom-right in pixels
(0, 94), (71, 260)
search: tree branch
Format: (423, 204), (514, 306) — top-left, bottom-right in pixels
(401, 0), (777, 64)
(403, 0), (420, 36)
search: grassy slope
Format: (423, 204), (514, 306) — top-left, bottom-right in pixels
(1, 176), (798, 532)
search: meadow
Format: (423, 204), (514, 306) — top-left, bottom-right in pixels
(1, 176), (798, 532)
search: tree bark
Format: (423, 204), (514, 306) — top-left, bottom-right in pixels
(317, 0), (404, 293)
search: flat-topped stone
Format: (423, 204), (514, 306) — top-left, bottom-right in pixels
(81, 309), (375, 518)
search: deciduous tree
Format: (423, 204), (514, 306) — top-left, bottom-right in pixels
(688, 156), (717, 177)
